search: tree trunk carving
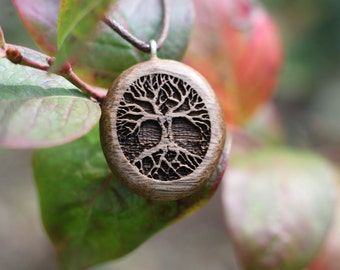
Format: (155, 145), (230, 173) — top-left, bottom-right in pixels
(116, 73), (211, 181)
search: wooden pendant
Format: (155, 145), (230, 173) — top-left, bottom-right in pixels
(100, 57), (226, 201)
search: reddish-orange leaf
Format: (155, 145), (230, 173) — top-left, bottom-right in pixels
(12, 0), (59, 54)
(185, 0), (283, 125)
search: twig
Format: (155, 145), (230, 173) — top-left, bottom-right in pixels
(0, 26), (6, 50)
(48, 57), (107, 102)
(6, 46), (107, 102)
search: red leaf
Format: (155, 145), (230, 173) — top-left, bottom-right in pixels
(185, 0), (283, 125)
(12, 0), (59, 54)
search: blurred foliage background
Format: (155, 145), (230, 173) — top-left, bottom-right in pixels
(0, 0), (339, 269)
(262, 0), (340, 159)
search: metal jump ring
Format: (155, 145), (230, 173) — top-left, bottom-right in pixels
(150, 40), (158, 58)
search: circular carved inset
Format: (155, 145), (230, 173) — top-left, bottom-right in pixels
(100, 59), (226, 201)
(116, 73), (211, 181)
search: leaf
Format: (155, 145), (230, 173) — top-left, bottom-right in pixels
(0, 50), (100, 149)
(53, 0), (116, 69)
(13, 0), (194, 88)
(185, 0), (282, 125)
(0, 48), (5, 59)
(308, 181), (340, 270)
(32, 125), (230, 270)
(222, 148), (337, 270)
(73, 0), (194, 88)
(12, 0), (59, 54)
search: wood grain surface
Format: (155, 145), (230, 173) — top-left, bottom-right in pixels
(100, 58), (226, 201)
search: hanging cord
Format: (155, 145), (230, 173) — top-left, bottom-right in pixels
(102, 0), (170, 53)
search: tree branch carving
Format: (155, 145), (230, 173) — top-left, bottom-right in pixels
(117, 73), (211, 181)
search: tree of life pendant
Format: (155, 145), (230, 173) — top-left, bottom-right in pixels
(100, 57), (226, 201)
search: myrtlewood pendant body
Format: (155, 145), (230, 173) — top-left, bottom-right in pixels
(100, 56), (226, 201)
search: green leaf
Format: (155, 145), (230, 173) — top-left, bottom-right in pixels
(222, 148), (337, 270)
(13, 0), (194, 88)
(32, 125), (230, 270)
(0, 54), (100, 149)
(74, 0), (194, 88)
(0, 48), (5, 59)
(54, 0), (116, 69)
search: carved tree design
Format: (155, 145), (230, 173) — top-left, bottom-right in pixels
(116, 73), (211, 181)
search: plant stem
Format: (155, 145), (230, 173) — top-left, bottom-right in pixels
(0, 27), (6, 58)
(49, 57), (107, 102)
(0, 26), (6, 50)
(5, 46), (107, 103)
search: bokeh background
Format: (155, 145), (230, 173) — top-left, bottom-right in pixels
(0, 0), (339, 269)
(263, 0), (340, 159)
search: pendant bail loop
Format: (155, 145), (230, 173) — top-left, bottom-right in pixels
(150, 40), (157, 58)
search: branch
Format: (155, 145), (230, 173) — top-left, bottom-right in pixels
(172, 112), (210, 133)
(0, 26), (6, 51)
(129, 84), (159, 115)
(5, 46), (107, 103)
(117, 113), (158, 137)
(50, 58), (107, 102)
(168, 88), (191, 113)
